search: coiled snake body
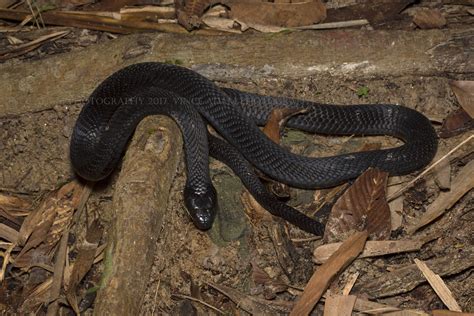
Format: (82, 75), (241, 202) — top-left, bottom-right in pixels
(70, 62), (438, 235)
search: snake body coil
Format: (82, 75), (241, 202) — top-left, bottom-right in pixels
(70, 62), (437, 234)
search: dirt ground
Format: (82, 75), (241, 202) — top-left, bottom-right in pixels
(0, 2), (473, 315)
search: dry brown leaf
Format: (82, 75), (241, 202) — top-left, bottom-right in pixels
(229, 0), (326, 27)
(175, 0), (213, 30)
(15, 207), (57, 264)
(413, 8), (447, 29)
(450, 81), (474, 118)
(19, 277), (53, 313)
(14, 181), (83, 268)
(324, 168), (390, 243)
(290, 231), (368, 316)
(65, 219), (103, 313)
(261, 107), (307, 198)
(0, 193), (32, 212)
(439, 109), (474, 138)
(263, 108), (307, 144)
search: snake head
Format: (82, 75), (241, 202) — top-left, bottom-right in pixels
(184, 184), (218, 230)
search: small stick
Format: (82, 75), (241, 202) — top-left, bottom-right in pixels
(295, 19), (369, 30)
(171, 293), (225, 315)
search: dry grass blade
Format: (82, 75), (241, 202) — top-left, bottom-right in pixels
(46, 228), (69, 316)
(324, 168), (390, 242)
(290, 231), (368, 316)
(20, 277), (53, 312)
(14, 181), (83, 268)
(65, 219), (103, 314)
(0, 223), (19, 243)
(414, 259), (462, 312)
(0, 193), (31, 211)
(406, 159), (474, 234)
(0, 30), (69, 61)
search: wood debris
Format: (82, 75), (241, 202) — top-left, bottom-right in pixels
(290, 231), (368, 315)
(0, 30), (69, 61)
(406, 159), (474, 234)
(414, 259), (462, 312)
(358, 249), (474, 298)
(323, 294), (357, 316)
(313, 239), (427, 264)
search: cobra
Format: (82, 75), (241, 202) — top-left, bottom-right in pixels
(70, 62), (437, 235)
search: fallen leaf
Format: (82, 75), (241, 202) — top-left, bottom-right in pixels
(413, 8), (447, 29)
(439, 109), (474, 138)
(263, 108), (307, 144)
(14, 181), (83, 268)
(262, 107), (307, 198)
(0, 193), (32, 212)
(324, 168), (391, 243)
(450, 81), (474, 118)
(175, 0), (211, 30)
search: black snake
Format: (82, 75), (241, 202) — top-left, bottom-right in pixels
(70, 62), (438, 235)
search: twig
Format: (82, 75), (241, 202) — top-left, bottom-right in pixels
(295, 19), (369, 30)
(387, 134), (473, 201)
(171, 293), (225, 315)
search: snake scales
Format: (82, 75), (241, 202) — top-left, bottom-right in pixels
(70, 62), (438, 235)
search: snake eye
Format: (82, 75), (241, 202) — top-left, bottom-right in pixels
(184, 184), (218, 230)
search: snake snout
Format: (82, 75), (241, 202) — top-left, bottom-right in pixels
(184, 184), (218, 230)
